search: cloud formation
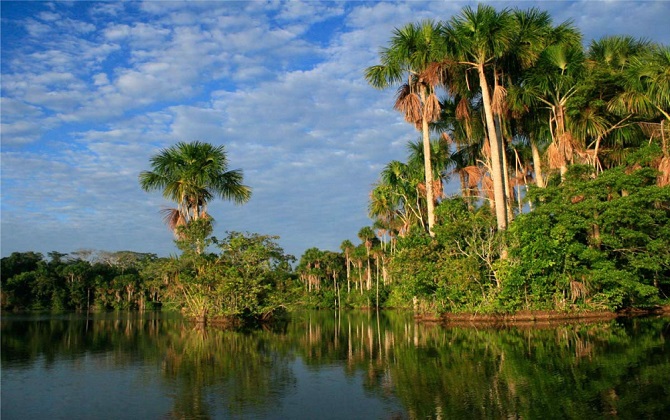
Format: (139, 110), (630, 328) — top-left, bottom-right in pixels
(2, 1), (669, 259)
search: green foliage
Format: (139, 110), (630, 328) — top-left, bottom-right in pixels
(156, 230), (295, 323)
(138, 140), (251, 230)
(504, 161), (670, 310)
(387, 231), (439, 306)
(215, 232), (295, 318)
(1, 251), (158, 312)
(384, 198), (504, 314)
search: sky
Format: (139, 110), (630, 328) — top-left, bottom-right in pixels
(2, 1), (669, 261)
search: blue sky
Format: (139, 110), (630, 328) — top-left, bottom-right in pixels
(2, 1), (669, 260)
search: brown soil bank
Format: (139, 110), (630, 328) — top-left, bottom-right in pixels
(419, 305), (670, 327)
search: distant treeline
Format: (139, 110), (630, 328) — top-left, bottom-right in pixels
(1, 250), (161, 311)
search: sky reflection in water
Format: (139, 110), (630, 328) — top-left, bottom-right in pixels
(2, 311), (669, 419)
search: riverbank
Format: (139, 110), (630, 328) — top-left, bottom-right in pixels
(416, 305), (670, 327)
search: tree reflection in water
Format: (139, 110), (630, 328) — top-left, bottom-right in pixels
(2, 311), (669, 419)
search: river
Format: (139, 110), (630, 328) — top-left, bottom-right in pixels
(2, 310), (669, 419)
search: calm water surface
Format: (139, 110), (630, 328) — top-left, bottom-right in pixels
(2, 311), (669, 419)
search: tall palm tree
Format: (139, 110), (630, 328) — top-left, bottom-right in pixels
(436, 96), (489, 206)
(572, 36), (653, 171)
(358, 226), (377, 291)
(504, 9), (581, 187)
(139, 141), (251, 233)
(340, 240), (355, 293)
(522, 42), (587, 177)
(614, 44), (670, 184)
(613, 44), (670, 125)
(365, 20), (447, 236)
(377, 159), (425, 234)
(443, 5), (517, 230)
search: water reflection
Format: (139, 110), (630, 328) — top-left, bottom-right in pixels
(2, 311), (669, 419)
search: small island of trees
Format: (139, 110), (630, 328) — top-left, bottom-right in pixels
(2, 5), (668, 324)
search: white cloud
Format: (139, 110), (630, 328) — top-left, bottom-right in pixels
(2, 0), (669, 259)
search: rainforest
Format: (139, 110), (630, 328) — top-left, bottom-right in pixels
(2, 5), (669, 321)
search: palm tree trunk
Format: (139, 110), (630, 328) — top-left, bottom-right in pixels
(531, 140), (545, 188)
(420, 91), (436, 237)
(499, 130), (514, 223)
(346, 257), (351, 293)
(555, 105), (569, 177)
(478, 63), (508, 230)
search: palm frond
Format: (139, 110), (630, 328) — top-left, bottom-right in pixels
(424, 93), (442, 122)
(160, 208), (186, 233)
(394, 84), (422, 124)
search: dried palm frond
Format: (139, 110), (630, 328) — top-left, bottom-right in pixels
(492, 84), (508, 115)
(424, 93), (441, 122)
(441, 132), (453, 144)
(416, 179), (444, 201)
(456, 97), (471, 121)
(463, 165), (483, 187)
(161, 207), (186, 233)
(558, 132), (575, 163)
(547, 143), (563, 170)
(417, 182), (426, 196)
(638, 122), (658, 138)
(420, 62), (443, 87)
(394, 84), (422, 124)
(576, 149), (596, 166)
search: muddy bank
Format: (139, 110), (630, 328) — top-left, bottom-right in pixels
(417, 305), (670, 327)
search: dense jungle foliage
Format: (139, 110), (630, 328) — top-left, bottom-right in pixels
(3, 151), (668, 318)
(2, 5), (669, 320)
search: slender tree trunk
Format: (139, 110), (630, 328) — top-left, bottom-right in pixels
(531, 140), (545, 188)
(499, 128), (514, 223)
(478, 63), (508, 230)
(420, 91), (436, 237)
(346, 257), (351, 293)
(357, 262), (363, 294)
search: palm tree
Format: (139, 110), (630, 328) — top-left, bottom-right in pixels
(443, 5), (517, 230)
(358, 226), (377, 291)
(406, 137), (451, 202)
(521, 41), (587, 177)
(572, 36), (653, 171)
(377, 159), (425, 234)
(613, 43), (670, 131)
(504, 9), (581, 187)
(368, 184), (397, 241)
(436, 96), (489, 206)
(632, 45), (670, 122)
(340, 240), (355, 293)
(365, 20), (447, 236)
(139, 141), (251, 233)
(616, 44), (670, 184)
